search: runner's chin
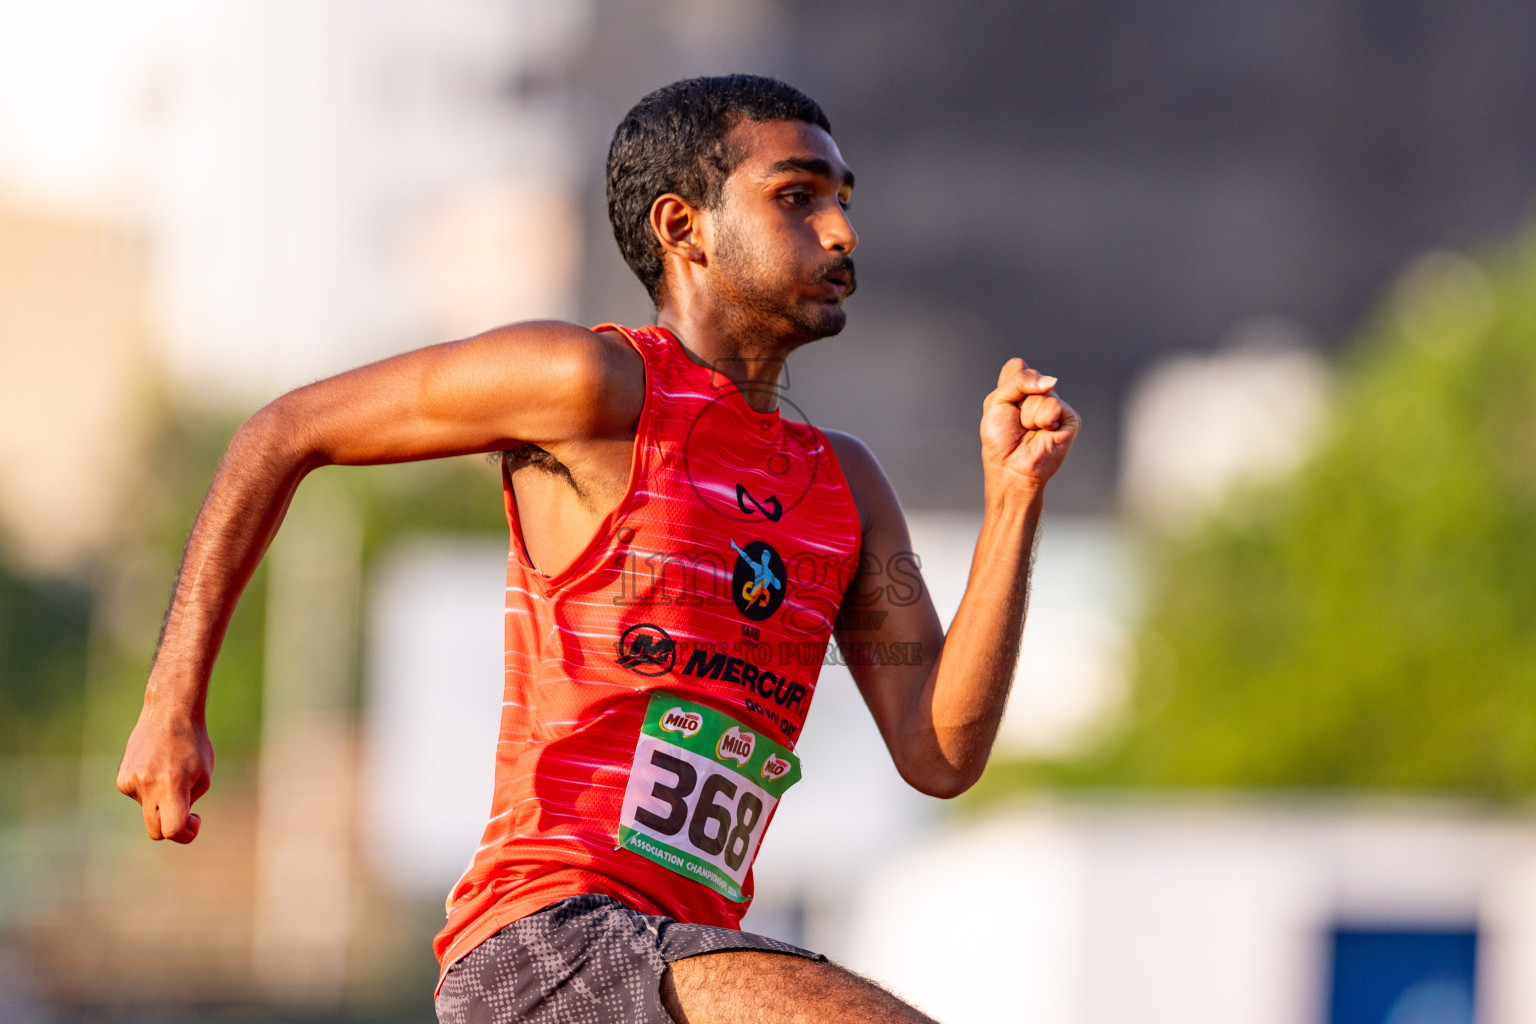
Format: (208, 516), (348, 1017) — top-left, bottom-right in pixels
(792, 300), (847, 340)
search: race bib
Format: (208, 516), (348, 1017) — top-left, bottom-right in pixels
(618, 693), (802, 902)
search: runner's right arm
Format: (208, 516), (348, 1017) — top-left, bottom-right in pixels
(116, 321), (644, 844)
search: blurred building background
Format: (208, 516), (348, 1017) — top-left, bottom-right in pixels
(2, 1), (1536, 1021)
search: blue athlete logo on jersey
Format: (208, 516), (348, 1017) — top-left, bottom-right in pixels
(730, 539), (786, 621)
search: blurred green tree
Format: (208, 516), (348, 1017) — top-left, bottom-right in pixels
(1037, 234), (1536, 798)
(0, 558), (89, 756)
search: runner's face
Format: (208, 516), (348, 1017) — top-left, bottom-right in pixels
(707, 120), (858, 342)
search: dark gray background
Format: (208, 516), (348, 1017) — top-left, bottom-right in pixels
(565, 0), (1536, 512)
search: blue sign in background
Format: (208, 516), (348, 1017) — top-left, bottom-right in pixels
(1328, 928), (1476, 1024)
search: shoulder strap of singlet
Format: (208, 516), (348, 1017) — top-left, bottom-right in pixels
(592, 322), (741, 399)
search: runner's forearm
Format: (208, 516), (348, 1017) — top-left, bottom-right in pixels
(911, 483), (1042, 794)
(146, 404), (319, 717)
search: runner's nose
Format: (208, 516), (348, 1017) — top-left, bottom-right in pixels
(819, 206), (858, 255)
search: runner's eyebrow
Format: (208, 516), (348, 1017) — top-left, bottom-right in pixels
(762, 157), (854, 189)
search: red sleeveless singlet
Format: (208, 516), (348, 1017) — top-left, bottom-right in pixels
(432, 323), (863, 987)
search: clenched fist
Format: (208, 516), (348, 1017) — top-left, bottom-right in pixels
(980, 357), (1080, 493)
(117, 701), (213, 844)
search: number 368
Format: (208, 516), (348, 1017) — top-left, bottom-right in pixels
(634, 750), (763, 871)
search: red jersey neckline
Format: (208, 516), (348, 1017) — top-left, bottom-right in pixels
(651, 325), (784, 426)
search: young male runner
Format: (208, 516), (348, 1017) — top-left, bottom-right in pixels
(117, 76), (1079, 1023)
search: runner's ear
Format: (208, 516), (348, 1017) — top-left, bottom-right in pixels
(651, 194), (705, 264)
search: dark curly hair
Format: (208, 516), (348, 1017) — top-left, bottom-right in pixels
(605, 75), (832, 305)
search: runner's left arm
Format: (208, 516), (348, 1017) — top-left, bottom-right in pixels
(827, 359), (1077, 798)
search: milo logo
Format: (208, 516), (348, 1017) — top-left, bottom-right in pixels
(760, 753), (791, 782)
(660, 708), (703, 738)
(716, 725), (756, 766)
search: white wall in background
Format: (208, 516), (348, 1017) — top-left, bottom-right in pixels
(905, 513), (1138, 758)
(850, 815), (1088, 1024)
(1121, 315), (1332, 527)
(846, 803), (1536, 1024)
(363, 536), (507, 899)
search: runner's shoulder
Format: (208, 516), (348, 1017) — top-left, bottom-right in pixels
(469, 320), (641, 385)
(819, 429), (895, 535)
(467, 320), (644, 434)
(820, 428), (869, 466)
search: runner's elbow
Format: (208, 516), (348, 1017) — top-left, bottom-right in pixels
(897, 757), (980, 800)
(235, 397), (328, 473)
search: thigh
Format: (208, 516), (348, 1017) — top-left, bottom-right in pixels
(661, 950), (938, 1024)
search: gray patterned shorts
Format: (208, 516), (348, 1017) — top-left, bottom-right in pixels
(434, 894), (824, 1024)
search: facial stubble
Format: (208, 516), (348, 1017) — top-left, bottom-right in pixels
(712, 214), (855, 347)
